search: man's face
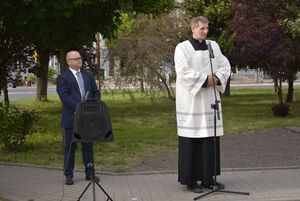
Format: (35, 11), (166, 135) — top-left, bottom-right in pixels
(192, 22), (209, 41)
(66, 51), (82, 71)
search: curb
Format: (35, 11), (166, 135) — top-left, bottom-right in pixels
(2, 162), (300, 176)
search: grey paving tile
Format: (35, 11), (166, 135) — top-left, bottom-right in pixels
(1, 165), (300, 201)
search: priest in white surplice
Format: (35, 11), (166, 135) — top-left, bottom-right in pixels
(174, 16), (231, 193)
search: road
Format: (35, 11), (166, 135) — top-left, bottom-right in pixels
(0, 86), (56, 101)
(1, 81), (299, 101)
(230, 81), (300, 89)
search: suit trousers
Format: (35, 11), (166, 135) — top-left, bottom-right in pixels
(63, 128), (95, 177)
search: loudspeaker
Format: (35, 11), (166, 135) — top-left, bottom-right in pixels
(73, 99), (113, 142)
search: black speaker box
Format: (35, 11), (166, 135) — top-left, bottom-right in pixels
(73, 99), (113, 142)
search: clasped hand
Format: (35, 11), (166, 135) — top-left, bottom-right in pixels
(207, 74), (218, 87)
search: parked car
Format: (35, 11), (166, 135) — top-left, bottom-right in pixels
(7, 78), (23, 88)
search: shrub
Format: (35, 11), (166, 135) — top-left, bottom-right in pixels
(48, 68), (57, 84)
(272, 103), (289, 117)
(48, 68), (57, 80)
(0, 103), (38, 151)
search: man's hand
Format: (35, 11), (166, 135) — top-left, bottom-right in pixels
(207, 74), (218, 87)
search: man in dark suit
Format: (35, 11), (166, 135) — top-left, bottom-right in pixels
(56, 50), (100, 185)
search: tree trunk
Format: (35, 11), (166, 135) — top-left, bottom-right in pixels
(0, 76), (9, 107)
(273, 78), (278, 93)
(108, 47), (115, 76)
(140, 79), (145, 92)
(139, 66), (145, 92)
(277, 77), (283, 105)
(223, 76), (231, 97)
(36, 48), (49, 101)
(156, 72), (175, 100)
(59, 49), (68, 73)
(285, 73), (294, 103)
(3, 86), (9, 107)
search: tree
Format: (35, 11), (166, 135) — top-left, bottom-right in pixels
(0, 20), (34, 107)
(123, 0), (175, 16)
(283, 14), (300, 102)
(110, 13), (189, 100)
(0, 0), (176, 102)
(228, 0), (300, 116)
(181, 0), (231, 41)
(0, 0), (124, 101)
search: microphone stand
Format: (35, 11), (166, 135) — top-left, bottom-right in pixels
(194, 43), (250, 200)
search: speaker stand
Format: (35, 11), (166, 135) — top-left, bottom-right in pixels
(77, 176), (113, 201)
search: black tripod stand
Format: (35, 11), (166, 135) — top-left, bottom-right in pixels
(194, 41), (249, 200)
(72, 95), (114, 201)
(77, 175), (113, 201)
(64, 140), (114, 201)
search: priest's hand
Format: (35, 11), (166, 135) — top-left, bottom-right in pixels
(207, 74), (218, 87)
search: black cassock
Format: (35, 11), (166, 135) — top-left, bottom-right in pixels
(178, 136), (221, 186)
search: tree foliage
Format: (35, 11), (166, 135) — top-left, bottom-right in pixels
(0, 0), (122, 48)
(181, 0), (232, 52)
(121, 0), (175, 16)
(110, 13), (189, 100)
(228, 0), (300, 113)
(0, 20), (35, 106)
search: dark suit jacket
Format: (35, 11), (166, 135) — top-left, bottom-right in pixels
(56, 69), (100, 128)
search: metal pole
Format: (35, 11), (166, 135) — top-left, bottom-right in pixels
(95, 32), (101, 90)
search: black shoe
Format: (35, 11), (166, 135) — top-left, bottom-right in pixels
(85, 175), (100, 182)
(202, 182), (225, 190)
(187, 182), (203, 193)
(216, 182), (225, 189)
(65, 176), (74, 185)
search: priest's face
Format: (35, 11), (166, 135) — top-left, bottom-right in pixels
(192, 22), (209, 41)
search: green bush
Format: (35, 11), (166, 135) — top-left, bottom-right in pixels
(0, 103), (38, 151)
(48, 68), (57, 84)
(48, 68), (57, 80)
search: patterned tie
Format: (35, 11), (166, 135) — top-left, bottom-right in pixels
(76, 71), (85, 100)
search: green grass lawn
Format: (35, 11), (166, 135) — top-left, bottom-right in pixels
(223, 88), (300, 134)
(0, 87), (299, 172)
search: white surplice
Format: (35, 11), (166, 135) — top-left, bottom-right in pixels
(174, 39), (231, 138)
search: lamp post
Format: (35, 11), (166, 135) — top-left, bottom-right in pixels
(95, 32), (102, 89)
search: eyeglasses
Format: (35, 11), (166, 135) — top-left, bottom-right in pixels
(68, 57), (82, 61)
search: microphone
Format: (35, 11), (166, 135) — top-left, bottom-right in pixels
(206, 41), (215, 58)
